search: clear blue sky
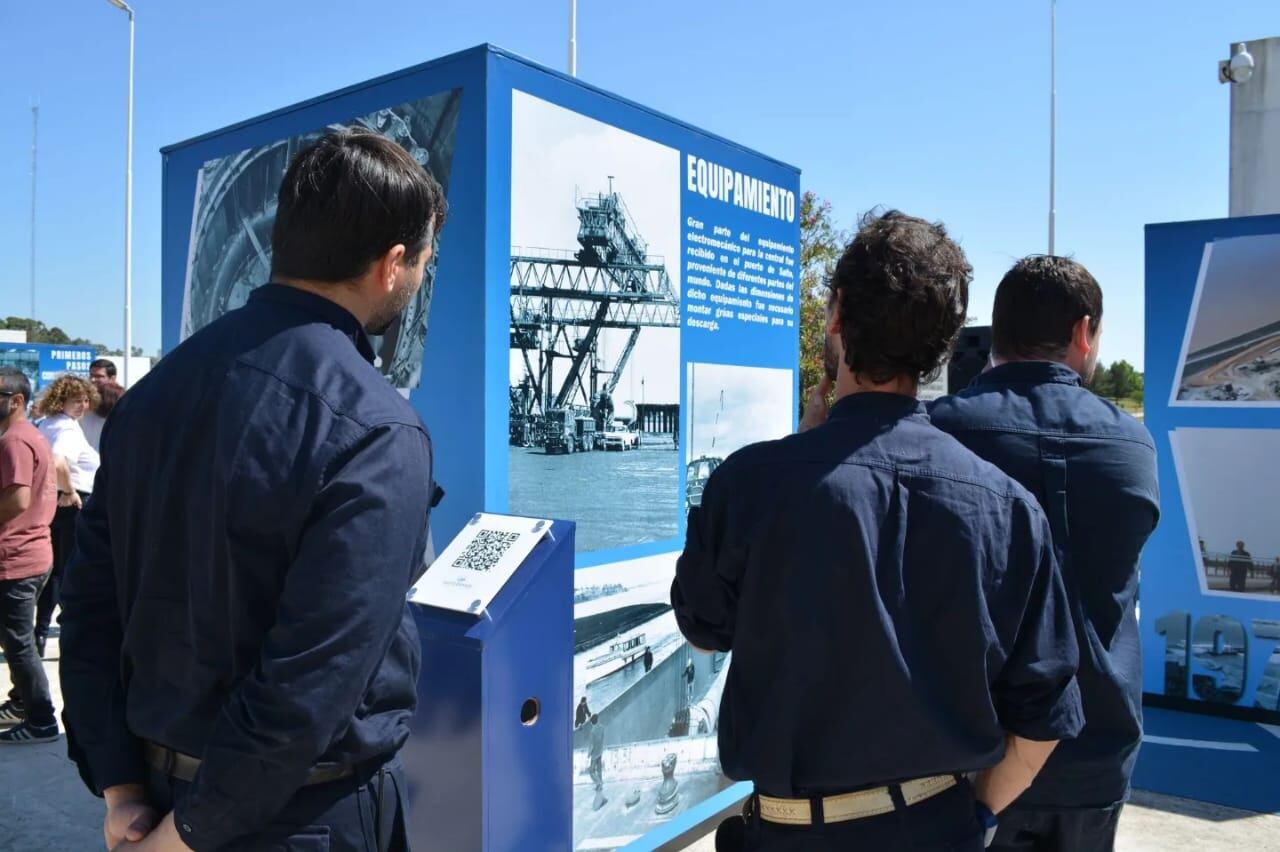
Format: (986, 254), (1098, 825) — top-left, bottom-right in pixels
(2, 1), (1275, 367)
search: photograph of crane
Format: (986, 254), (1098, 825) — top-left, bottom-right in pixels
(1174, 233), (1280, 404)
(685, 363), (794, 511)
(508, 91), (681, 553)
(180, 88), (462, 391)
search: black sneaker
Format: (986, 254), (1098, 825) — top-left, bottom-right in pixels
(0, 700), (25, 726)
(0, 720), (59, 744)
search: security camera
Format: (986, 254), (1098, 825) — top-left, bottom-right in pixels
(1219, 42), (1255, 84)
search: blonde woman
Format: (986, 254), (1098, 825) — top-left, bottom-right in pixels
(32, 375), (100, 657)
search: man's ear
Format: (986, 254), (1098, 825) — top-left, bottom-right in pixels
(373, 244), (408, 294)
(1071, 315), (1093, 356)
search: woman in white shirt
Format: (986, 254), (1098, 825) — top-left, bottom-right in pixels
(32, 375), (100, 657)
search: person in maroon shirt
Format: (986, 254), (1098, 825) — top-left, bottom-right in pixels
(0, 366), (59, 744)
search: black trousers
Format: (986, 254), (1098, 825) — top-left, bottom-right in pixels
(36, 499), (82, 643)
(146, 754), (409, 852)
(988, 803), (1123, 852)
(721, 781), (984, 851)
(0, 573), (56, 725)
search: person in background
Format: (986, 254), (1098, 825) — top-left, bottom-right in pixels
(1228, 542), (1252, 593)
(33, 374), (100, 659)
(59, 128), (447, 852)
(89, 359), (117, 389)
(576, 696), (591, 729)
(0, 367), (60, 745)
(931, 256), (1160, 852)
(675, 211), (1082, 851)
(80, 380), (124, 453)
(588, 714), (606, 807)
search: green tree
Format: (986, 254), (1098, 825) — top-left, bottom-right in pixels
(1109, 360), (1139, 401)
(1089, 362), (1115, 398)
(798, 192), (848, 410)
(1, 316), (109, 353)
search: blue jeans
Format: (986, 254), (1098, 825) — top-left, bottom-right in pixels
(1, 573), (56, 726)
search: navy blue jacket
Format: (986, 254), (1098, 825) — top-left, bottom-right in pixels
(931, 361), (1159, 808)
(59, 285), (436, 850)
(671, 392), (1084, 796)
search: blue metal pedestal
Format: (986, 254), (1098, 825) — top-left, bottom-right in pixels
(403, 520), (574, 851)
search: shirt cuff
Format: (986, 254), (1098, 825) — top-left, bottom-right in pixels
(173, 797), (231, 852)
(998, 677), (1085, 742)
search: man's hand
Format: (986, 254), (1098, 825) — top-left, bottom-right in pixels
(111, 812), (192, 852)
(59, 491), (83, 509)
(103, 785), (159, 850)
(799, 376), (835, 433)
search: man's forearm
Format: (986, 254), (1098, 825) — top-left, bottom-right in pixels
(974, 735), (1058, 813)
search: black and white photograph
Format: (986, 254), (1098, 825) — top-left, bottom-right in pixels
(1171, 428), (1280, 600)
(685, 363), (794, 511)
(1173, 233), (1280, 405)
(1256, 622), (1280, 711)
(508, 91), (681, 553)
(181, 88), (463, 391)
(571, 555), (732, 851)
(0, 349), (40, 392)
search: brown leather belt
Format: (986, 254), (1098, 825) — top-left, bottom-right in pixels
(143, 741), (356, 787)
(755, 774), (958, 826)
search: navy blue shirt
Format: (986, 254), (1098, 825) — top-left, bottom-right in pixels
(931, 362), (1159, 808)
(59, 285), (436, 851)
(671, 393), (1084, 796)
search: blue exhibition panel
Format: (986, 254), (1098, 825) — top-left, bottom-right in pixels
(1142, 214), (1280, 721)
(0, 342), (97, 393)
(161, 45), (801, 850)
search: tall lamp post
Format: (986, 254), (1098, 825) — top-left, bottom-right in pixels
(1048, 0), (1056, 256)
(568, 0), (578, 76)
(108, 0), (134, 387)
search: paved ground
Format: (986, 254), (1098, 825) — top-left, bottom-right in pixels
(4, 645), (1279, 851)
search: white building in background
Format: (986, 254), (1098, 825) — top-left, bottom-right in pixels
(0, 330), (28, 343)
(1228, 37), (1280, 217)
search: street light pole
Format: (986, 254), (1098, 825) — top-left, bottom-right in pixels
(108, 0), (134, 387)
(1048, 0), (1057, 256)
(568, 0), (577, 76)
(30, 105), (38, 322)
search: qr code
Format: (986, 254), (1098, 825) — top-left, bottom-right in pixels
(451, 530), (521, 572)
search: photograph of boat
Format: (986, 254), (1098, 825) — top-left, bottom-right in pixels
(685, 362), (793, 511)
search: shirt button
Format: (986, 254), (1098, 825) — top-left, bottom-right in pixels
(182, 823), (193, 833)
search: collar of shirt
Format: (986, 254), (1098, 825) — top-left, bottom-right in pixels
(248, 283), (376, 364)
(971, 361), (1082, 390)
(828, 391), (927, 424)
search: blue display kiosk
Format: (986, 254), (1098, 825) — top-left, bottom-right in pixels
(404, 520), (576, 850)
(161, 44), (801, 850)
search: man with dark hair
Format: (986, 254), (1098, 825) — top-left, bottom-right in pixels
(89, 359), (117, 388)
(0, 367), (60, 745)
(932, 255), (1160, 852)
(674, 211), (1083, 850)
(60, 128), (447, 851)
